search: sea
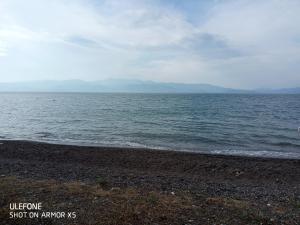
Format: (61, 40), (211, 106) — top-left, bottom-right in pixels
(0, 93), (299, 158)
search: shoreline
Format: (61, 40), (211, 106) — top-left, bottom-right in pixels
(1, 139), (299, 185)
(1, 138), (300, 160)
(0, 140), (299, 224)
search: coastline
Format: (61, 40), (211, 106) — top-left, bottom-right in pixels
(0, 140), (299, 224)
(2, 138), (300, 159)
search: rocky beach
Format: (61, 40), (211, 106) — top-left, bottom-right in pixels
(0, 140), (299, 224)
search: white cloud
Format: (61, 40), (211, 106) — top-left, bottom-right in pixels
(0, 0), (300, 88)
(196, 0), (300, 88)
(202, 0), (300, 55)
(0, 0), (196, 49)
(131, 56), (214, 83)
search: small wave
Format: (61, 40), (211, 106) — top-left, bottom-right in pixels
(40, 139), (169, 151)
(35, 132), (56, 138)
(123, 141), (168, 150)
(56, 119), (85, 124)
(272, 142), (300, 148)
(133, 121), (161, 126)
(269, 134), (300, 141)
(210, 149), (300, 159)
(3, 136), (300, 159)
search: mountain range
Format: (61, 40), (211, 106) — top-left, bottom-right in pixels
(0, 79), (299, 94)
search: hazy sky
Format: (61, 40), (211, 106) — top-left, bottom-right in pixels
(0, 0), (300, 88)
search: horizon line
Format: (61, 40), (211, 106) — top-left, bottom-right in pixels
(0, 79), (300, 90)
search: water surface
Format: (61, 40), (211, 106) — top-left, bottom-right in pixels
(0, 93), (299, 158)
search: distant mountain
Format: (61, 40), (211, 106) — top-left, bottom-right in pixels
(254, 87), (300, 94)
(0, 79), (248, 93)
(0, 79), (299, 93)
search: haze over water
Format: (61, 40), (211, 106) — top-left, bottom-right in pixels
(0, 93), (299, 158)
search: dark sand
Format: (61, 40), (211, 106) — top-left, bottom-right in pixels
(0, 140), (299, 225)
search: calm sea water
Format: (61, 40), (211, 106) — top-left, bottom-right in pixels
(0, 93), (299, 158)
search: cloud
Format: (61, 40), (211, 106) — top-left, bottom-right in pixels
(0, 0), (195, 48)
(203, 0), (300, 51)
(0, 0), (299, 88)
(130, 56), (211, 83)
(198, 0), (300, 88)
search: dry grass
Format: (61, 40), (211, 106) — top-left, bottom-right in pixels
(0, 177), (194, 225)
(206, 197), (250, 209)
(0, 176), (296, 225)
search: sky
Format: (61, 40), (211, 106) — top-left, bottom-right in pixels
(0, 0), (300, 89)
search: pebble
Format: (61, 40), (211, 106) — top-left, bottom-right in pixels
(111, 187), (121, 192)
(235, 171), (244, 177)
